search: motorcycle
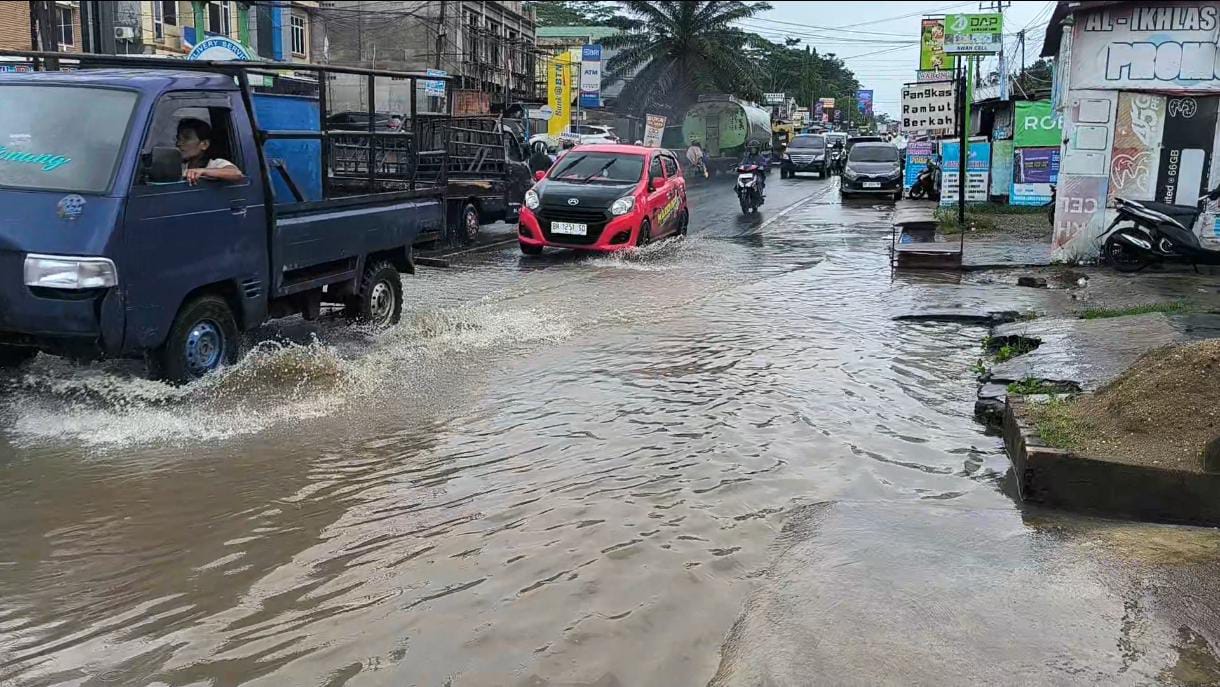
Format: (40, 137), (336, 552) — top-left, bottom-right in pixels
(1100, 193), (1220, 272)
(827, 145), (845, 176)
(908, 157), (941, 200)
(735, 164), (764, 215)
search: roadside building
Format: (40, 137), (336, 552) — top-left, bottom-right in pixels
(1, 1), (83, 53)
(1043, 0), (1220, 261)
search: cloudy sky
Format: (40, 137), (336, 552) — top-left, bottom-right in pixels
(742, 0), (1058, 117)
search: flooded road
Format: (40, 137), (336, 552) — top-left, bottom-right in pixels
(3, 175), (1220, 687)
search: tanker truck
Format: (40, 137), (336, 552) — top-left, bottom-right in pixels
(681, 95), (773, 176)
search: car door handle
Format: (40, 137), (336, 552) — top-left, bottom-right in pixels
(230, 200), (248, 215)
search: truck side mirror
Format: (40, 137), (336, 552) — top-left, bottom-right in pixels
(534, 170), (546, 182)
(148, 146), (183, 183)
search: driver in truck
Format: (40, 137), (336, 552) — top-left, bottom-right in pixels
(176, 118), (245, 186)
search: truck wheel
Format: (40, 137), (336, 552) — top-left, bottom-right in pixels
(458, 203), (481, 245)
(0, 345), (36, 369)
(348, 261), (403, 327)
(154, 295), (239, 384)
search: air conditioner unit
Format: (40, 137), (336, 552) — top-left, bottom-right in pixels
(114, 27), (136, 41)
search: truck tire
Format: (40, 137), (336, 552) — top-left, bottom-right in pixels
(348, 261), (403, 327)
(458, 202), (481, 245)
(153, 295), (239, 384)
(0, 345), (36, 369)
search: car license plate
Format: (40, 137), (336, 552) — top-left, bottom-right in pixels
(551, 221), (587, 236)
(863, 182), (882, 189)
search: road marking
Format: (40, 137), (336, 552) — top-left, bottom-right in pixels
(758, 180), (838, 231)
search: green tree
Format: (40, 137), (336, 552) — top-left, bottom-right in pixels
(603, 1), (771, 115)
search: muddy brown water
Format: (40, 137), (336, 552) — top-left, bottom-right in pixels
(2, 178), (1219, 686)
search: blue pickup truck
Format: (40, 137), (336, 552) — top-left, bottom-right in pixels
(0, 54), (448, 382)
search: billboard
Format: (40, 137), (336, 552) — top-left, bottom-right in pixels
(580, 44), (602, 108)
(547, 51), (573, 138)
(643, 114), (667, 148)
(1070, 3), (1220, 92)
(857, 89), (873, 117)
(1013, 100), (1062, 148)
(944, 13), (1003, 55)
(764, 92), (786, 105)
(919, 19), (956, 70)
(900, 81), (956, 134)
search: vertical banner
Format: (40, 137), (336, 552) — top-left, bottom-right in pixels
(857, 89), (873, 117)
(919, 18), (956, 70)
(904, 140), (936, 190)
(1109, 92), (1165, 203)
(579, 44), (602, 109)
(1053, 176), (1108, 252)
(1012, 147), (1060, 205)
(940, 140), (991, 204)
(1157, 96), (1218, 206)
(990, 139), (1014, 197)
(547, 51), (573, 138)
(813, 99), (824, 123)
(642, 114), (667, 148)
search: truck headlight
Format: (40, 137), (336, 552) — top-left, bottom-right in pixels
(525, 189), (540, 210)
(24, 254), (118, 290)
(610, 195), (635, 216)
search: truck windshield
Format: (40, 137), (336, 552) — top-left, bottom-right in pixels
(0, 85), (138, 194)
(549, 152), (644, 184)
(789, 135), (824, 149)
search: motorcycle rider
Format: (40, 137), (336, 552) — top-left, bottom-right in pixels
(740, 140), (767, 197)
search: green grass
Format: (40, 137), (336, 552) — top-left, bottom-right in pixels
(1079, 301), (1188, 320)
(1007, 378), (1068, 395)
(1027, 396), (1087, 450)
(970, 359), (987, 377)
(934, 207), (997, 233)
(994, 340), (1038, 362)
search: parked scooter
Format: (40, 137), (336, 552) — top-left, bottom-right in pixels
(735, 164), (765, 215)
(908, 156), (941, 200)
(1101, 192), (1220, 272)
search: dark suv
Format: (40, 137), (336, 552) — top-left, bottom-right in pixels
(781, 134), (827, 179)
(840, 142), (903, 200)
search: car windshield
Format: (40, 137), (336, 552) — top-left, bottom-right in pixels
(789, 135), (824, 149)
(548, 152), (644, 183)
(0, 85), (138, 193)
(849, 145), (899, 163)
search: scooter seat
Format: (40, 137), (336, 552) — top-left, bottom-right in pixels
(1137, 200), (1200, 225)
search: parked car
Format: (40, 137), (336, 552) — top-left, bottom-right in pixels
(840, 142), (903, 201)
(780, 134), (828, 179)
(518, 144), (688, 254)
(325, 111), (404, 131)
(531, 124), (620, 150)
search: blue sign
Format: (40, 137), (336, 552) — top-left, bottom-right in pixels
(424, 68), (447, 97)
(579, 44), (602, 109)
(188, 36), (252, 61)
(940, 140), (990, 172)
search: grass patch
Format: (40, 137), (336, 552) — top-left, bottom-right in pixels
(1079, 301), (1188, 320)
(1027, 396), (1088, 450)
(934, 206), (997, 234)
(1007, 378), (1076, 395)
(970, 358), (987, 377)
(994, 339), (1038, 362)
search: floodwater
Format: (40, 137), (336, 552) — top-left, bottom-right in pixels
(2, 176), (1220, 687)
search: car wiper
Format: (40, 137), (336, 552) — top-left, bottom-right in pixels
(580, 159), (617, 183)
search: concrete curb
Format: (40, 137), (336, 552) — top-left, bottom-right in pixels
(1003, 397), (1220, 527)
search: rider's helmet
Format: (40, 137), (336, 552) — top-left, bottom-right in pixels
(747, 139), (761, 155)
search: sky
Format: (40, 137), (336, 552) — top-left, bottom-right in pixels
(743, 0), (1059, 117)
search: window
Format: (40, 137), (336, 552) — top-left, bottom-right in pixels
(163, 1), (177, 25)
(290, 13), (306, 56)
(649, 157), (662, 180)
(660, 156), (677, 177)
(139, 101), (243, 186)
(207, 1), (231, 35)
(57, 7), (74, 47)
(152, 1), (163, 40)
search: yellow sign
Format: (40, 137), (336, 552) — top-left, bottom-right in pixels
(920, 18), (957, 70)
(548, 52), (573, 138)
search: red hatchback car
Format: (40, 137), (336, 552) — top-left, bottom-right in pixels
(518, 144), (689, 254)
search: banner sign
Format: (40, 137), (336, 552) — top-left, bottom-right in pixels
(548, 51), (573, 138)
(857, 89), (873, 117)
(580, 44), (602, 108)
(991, 139), (1014, 197)
(1012, 146), (1060, 205)
(1157, 95), (1219, 205)
(423, 68), (447, 97)
(1109, 92), (1165, 202)
(944, 13), (1003, 55)
(900, 82), (956, 134)
(904, 140), (937, 190)
(764, 92), (786, 105)
(814, 99), (824, 121)
(940, 139), (991, 204)
(834, 109), (842, 123)
(1070, 3), (1220, 92)
(643, 114), (667, 148)
(917, 70), (954, 83)
(819, 97), (836, 110)
(920, 18), (956, 70)
(1013, 100), (1062, 148)
(187, 36), (251, 61)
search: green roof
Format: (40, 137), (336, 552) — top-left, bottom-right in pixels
(536, 26), (621, 39)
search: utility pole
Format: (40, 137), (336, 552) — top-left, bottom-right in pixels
(435, 1), (445, 70)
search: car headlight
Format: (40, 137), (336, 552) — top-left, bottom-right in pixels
(525, 189), (540, 210)
(610, 195), (636, 216)
(843, 167), (859, 180)
(24, 254), (118, 289)
(813, 153), (823, 160)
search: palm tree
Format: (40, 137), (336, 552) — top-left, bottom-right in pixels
(603, 1), (771, 115)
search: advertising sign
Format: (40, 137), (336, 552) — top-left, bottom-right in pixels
(1109, 92), (1165, 202)
(764, 93), (786, 105)
(1053, 175), (1109, 252)
(187, 36), (251, 61)
(643, 114), (667, 148)
(423, 68), (447, 97)
(904, 140), (937, 190)
(1157, 95), (1218, 205)
(814, 99), (824, 121)
(1070, 3), (1220, 92)
(580, 44), (602, 109)
(940, 139), (991, 204)
(944, 13), (1003, 55)
(919, 18), (956, 70)
(1012, 146), (1060, 205)
(819, 97), (836, 110)
(991, 139), (1014, 197)
(900, 82), (956, 134)
(548, 51), (573, 138)
(857, 89), (873, 117)
(834, 109), (842, 123)
(1013, 100), (1062, 148)
(917, 70), (954, 83)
